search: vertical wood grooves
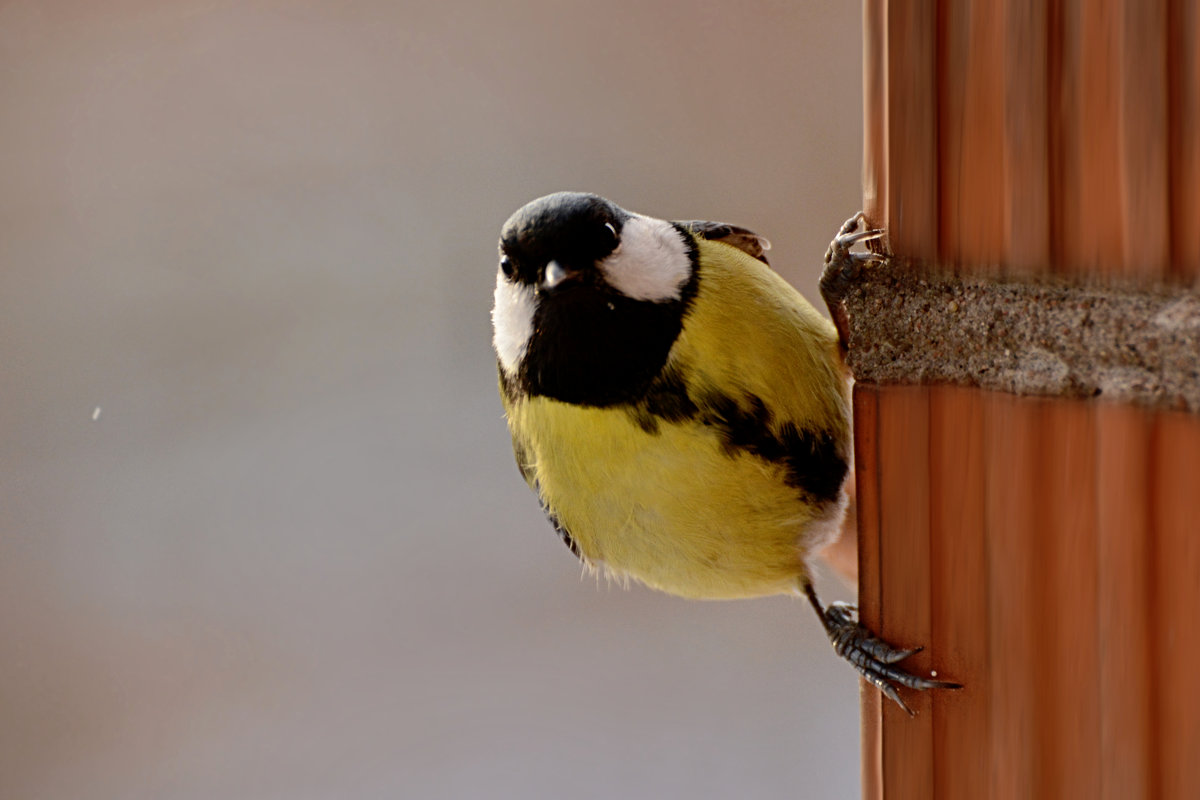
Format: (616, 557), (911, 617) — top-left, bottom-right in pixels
(1039, 402), (1101, 799)
(878, 387), (934, 795)
(1116, 0), (1170, 278)
(1151, 413), (1200, 798)
(876, 0), (1195, 278)
(1095, 406), (1155, 799)
(859, 389), (1200, 798)
(860, 3), (1198, 797)
(1003, 0), (1051, 270)
(928, 386), (988, 800)
(1074, 0), (1125, 274)
(863, 0), (888, 226)
(1046, 0), (1069, 272)
(1167, 0), (1200, 280)
(854, 386), (884, 800)
(982, 394), (1040, 798)
(885, 0), (938, 259)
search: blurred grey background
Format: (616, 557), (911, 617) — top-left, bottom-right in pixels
(0, 1), (863, 797)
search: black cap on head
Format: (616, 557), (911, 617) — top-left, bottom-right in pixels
(499, 192), (629, 285)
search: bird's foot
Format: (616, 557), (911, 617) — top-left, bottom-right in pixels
(819, 212), (886, 314)
(805, 585), (961, 716)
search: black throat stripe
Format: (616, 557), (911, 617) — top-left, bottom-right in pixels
(517, 226), (700, 407)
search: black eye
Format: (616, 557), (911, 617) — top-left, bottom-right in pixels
(499, 254), (514, 278)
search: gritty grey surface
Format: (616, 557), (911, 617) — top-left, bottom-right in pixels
(842, 258), (1200, 412)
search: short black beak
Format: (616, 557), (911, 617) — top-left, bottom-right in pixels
(540, 260), (581, 290)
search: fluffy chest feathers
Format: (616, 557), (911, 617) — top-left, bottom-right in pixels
(501, 238), (851, 599)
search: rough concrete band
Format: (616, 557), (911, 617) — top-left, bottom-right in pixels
(841, 258), (1200, 413)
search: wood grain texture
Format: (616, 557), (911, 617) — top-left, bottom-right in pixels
(1167, 0), (1200, 280)
(982, 393), (1040, 798)
(877, 385), (934, 796)
(1152, 412), (1200, 799)
(937, 0), (1008, 267)
(1037, 400), (1101, 799)
(876, 0), (1188, 278)
(1002, 0), (1051, 271)
(859, 3), (1198, 797)
(853, 385), (883, 800)
(857, 386), (1200, 798)
(935, 0), (968, 267)
(863, 0), (887, 228)
(1061, 0), (1126, 274)
(1117, 0), (1170, 278)
(1095, 404), (1155, 800)
(885, 0), (938, 260)
(1047, 0), (1072, 273)
(929, 386), (989, 800)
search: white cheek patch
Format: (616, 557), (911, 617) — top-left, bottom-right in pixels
(599, 214), (691, 302)
(491, 271), (536, 374)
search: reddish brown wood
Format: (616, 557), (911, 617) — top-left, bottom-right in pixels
(983, 394), (1041, 798)
(1038, 401), (1101, 799)
(1152, 412), (1200, 799)
(853, 386), (883, 800)
(928, 386), (989, 800)
(877, 386), (934, 796)
(863, 0), (888, 227)
(1002, 0), (1051, 271)
(860, 4), (1199, 797)
(1061, 0), (1126, 274)
(1168, 0), (1200, 280)
(938, 0), (1008, 267)
(885, 0), (939, 260)
(933, 1), (962, 265)
(938, 1), (1049, 272)
(1096, 404), (1155, 799)
(1047, 0), (1075, 275)
(934, 0), (968, 266)
(1118, 0), (1171, 279)
(1056, 0), (1172, 277)
(878, 0), (1187, 279)
(858, 389), (1200, 797)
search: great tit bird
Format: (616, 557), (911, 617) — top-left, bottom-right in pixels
(491, 192), (958, 713)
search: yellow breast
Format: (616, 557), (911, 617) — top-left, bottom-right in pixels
(511, 397), (832, 598)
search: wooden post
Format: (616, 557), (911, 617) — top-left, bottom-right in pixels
(856, 2), (1200, 797)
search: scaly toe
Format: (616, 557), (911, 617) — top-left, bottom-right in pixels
(805, 585), (962, 714)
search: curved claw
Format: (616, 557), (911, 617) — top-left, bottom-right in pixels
(805, 585), (962, 715)
(833, 228), (885, 250)
(828, 211), (884, 252)
(859, 661), (914, 715)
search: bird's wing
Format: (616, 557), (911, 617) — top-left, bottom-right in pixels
(676, 220), (772, 265)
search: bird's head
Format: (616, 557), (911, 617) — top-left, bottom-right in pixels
(491, 192), (696, 406)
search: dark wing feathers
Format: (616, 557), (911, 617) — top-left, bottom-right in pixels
(676, 220), (772, 265)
